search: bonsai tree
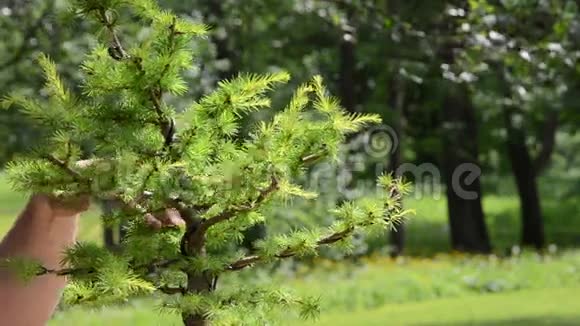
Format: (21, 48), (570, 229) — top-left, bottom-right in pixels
(2, 0), (410, 324)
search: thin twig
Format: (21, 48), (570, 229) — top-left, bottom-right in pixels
(226, 226), (356, 271)
(98, 8), (175, 148)
(36, 266), (94, 277)
(226, 184), (406, 271)
(180, 175), (279, 255)
(158, 286), (186, 295)
(198, 175), (279, 233)
(35, 257), (183, 277)
(301, 153), (324, 165)
(44, 155), (85, 183)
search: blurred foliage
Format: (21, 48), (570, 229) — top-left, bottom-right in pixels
(2, 0), (578, 175)
(1, 0), (579, 253)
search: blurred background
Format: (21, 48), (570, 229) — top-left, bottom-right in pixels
(1, 0), (580, 325)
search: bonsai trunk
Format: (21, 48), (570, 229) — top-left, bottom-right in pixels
(180, 215), (216, 325)
(182, 271), (214, 326)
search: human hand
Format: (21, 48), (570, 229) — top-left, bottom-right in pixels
(144, 208), (186, 230)
(28, 194), (91, 219)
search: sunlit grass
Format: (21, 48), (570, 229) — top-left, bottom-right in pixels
(50, 287), (580, 326)
(309, 287), (580, 326)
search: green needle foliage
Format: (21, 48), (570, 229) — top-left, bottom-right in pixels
(1, 0), (410, 324)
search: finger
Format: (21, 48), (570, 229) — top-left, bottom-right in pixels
(74, 159), (111, 170)
(144, 213), (163, 230)
(157, 208), (186, 228)
(47, 193), (91, 216)
(69, 194), (91, 212)
(74, 159), (96, 169)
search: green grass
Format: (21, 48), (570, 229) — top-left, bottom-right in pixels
(0, 174), (27, 233)
(49, 287), (580, 325)
(260, 252), (580, 313)
(50, 301), (182, 326)
(310, 287), (580, 326)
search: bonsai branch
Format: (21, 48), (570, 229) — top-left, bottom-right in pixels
(158, 286), (186, 295)
(44, 155), (86, 185)
(36, 266), (94, 277)
(34, 258), (183, 278)
(226, 226), (355, 271)
(197, 175), (279, 234)
(180, 175), (279, 256)
(98, 9), (175, 148)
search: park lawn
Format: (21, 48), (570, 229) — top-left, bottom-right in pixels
(49, 287), (580, 325)
(309, 287), (580, 326)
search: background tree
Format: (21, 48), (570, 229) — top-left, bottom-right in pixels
(0, 0), (72, 166)
(457, 0), (580, 248)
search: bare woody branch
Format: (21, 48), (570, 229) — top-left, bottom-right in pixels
(44, 155), (85, 183)
(179, 175), (279, 255)
(226, 226), (355, 271)
(196, 175), (279, 235)
(36, 266), (94, 277)
(158, 286), (186, 295)
(33, 257), (182, 278)
(43, 156), (153, 216)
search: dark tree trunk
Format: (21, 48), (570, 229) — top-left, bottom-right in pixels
(429, 1), (490, 253)
(101, 200), (118, 250)
(387, 74), (405, 257)
(103, 227), (115, 249)
(534, 110), (558, 175)
(101, 200), (124, 250)
(203, 0), (238, 82)
(441, 85), (491, 253)
(339, 37), (356, 112)
(339, 7), (357, 113)
(504, 110), (545, 249)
